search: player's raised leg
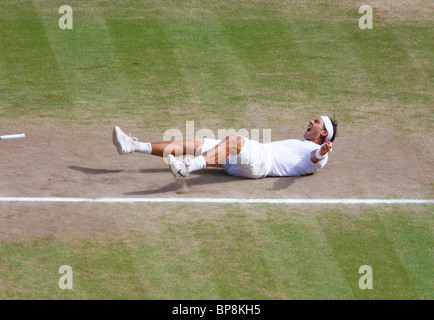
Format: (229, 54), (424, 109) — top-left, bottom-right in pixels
(150, 139), (204, 157)
(112, 126), (203, 157)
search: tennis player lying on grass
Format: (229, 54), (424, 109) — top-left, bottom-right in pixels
(113, 116), (337, 181)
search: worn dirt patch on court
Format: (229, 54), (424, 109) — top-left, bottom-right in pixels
(0, 123), (432, 240)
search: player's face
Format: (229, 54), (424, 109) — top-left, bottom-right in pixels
(304, 117), (327, 142)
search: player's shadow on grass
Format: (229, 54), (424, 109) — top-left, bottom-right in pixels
(68, 166), (168, 175)
(123, 168), (246, 196)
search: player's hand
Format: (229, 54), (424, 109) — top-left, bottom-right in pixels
(320, 136), (332, 156)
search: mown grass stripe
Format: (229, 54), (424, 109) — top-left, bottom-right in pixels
(124, 205), (222, 299)
(381, 206), (434, 299)
(106, 16), (187, 128)
(317, 208), (422, 299)
(192, 206), (282, 299)
(0, 0), (70, 119)
(258, 207), (355, 299)
(164, 20), (257, 127)
(348, 23), (434, 130)
(31, 0), (138, 125)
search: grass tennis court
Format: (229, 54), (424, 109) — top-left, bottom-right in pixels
(1, 204), (432, 299)
(0, 0), (432, 300)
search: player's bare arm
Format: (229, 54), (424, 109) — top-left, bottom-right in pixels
(311, 136), (332, 164)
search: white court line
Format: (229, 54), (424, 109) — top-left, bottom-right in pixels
(0, 197), (432, 204)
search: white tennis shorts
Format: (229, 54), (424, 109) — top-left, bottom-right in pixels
(201, 137), (268, 179)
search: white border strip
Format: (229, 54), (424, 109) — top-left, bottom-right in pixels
(0, 197), (432, 204)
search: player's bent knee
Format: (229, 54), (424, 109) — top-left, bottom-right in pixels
(226, 134), (244, 154)
(236, 136), (245, 153)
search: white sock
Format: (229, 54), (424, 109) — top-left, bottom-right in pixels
(186, 155), (207, 173)
(133, 141), (152, 154)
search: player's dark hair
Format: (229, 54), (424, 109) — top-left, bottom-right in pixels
(321, 116), (338, 143)
(330, 117), (338, 142)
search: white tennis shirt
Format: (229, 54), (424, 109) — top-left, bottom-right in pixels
(202, 137), (328, 178)
(262, 139), (328, 177)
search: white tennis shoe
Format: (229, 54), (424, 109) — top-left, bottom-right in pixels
(112, 126), (137, 155)
(168, 155), (191, 182)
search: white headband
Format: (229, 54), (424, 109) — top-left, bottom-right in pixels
(320, 116), (334, 141)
